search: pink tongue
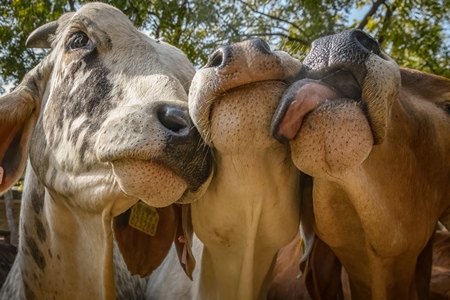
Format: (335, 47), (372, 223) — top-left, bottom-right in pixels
(279, 82), (338, 139)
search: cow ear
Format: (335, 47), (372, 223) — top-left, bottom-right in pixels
(26, 12), (75, 48)
(0, 78), (40, 194)
(298, 172), (344, 299)
(298, 172), (316, 274)
(113, 202), (178, 277)
(303, 238), (344, 300)
(174, 204), (196, 279)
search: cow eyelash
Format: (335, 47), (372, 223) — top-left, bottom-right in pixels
(442, 102), (450, 114)
(67, 32), (93, 51)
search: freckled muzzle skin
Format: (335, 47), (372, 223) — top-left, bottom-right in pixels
(271, 79), (373, 175)
(271, 29), (399, 174)
(95, 98), (212, 208)
(189, 38), (303, 149)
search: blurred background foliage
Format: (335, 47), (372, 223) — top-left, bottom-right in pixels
(1, 0), (449, 94)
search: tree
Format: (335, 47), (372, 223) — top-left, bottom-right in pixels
(1, 0), (449, 94)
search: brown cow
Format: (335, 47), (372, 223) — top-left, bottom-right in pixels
(267, 230), (450, 300)
(271, 29), (450, 299)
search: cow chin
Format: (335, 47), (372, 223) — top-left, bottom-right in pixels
(111, 160), (187, 207)
(291, 99), (373, 175)
(208, 81), (287, 153)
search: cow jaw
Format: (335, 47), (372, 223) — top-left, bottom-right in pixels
(271, 79), (374, 175)
(208, 82), (287, 152)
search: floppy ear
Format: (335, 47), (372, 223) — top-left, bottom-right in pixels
(0, 73), (42, 194)
(298, 172), (316, 273)
(113, 202), (196, 278)
(304, 238), (344, 300)
(113, 202), (177, 277)
(0, 10), (67, 194)
(174, 204), (196, 279)
(298, 172), (344, 299)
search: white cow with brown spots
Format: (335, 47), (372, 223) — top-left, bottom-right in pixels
(0, 3), (211, 300)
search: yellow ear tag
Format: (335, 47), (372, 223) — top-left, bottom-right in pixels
(129, 201), (159, 236)
(0, 167), (4, 185)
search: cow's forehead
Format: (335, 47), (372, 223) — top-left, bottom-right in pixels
(49, 2), (193, 86)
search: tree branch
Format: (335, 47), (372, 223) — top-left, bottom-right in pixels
(236, 0), (307, 36)
(237, 32), (310, 46)
(357, 0), (386, 30)
(67, 0), (76, 12)
(376, 2), (395, 45)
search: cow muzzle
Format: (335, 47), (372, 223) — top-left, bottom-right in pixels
(271, 30), (401, 175)
(272, 30), (400, 147)
(96, 102), (212, 207)
(189, 38), (302, 151)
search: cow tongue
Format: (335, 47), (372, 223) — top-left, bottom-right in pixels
(275, 79), (339, 141)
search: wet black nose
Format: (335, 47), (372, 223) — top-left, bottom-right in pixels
(303, 30), (383, 87)
(157, 105), (191, 136)
(156, 104), (212, 191)
(205, 38), (272, 69)
(304, 29), (382, 70)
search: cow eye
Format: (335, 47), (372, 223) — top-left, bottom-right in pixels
(444, 103), (450, 114)
(68, 32), (92, 50)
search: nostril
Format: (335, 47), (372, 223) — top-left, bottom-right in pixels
(353, 30), (382, 56)
(207, 50), (224, 68)
(205, 46), (232, 69)
(157, 105), (190, 135)
(251, 38), (271, 54)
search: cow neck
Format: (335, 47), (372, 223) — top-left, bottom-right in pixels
(191, 148), (300, 300)
(310, 97), (446, 300)
(1, 165), (115, 300)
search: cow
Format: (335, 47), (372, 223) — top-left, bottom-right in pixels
(0, 243), (16, 289)
(146, 39), (303, 299)
(271, 29), (450, 299)
(267, 229), (450, 300)
(0, 3), (212, 299)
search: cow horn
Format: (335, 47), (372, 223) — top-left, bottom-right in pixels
(26, 12), (75, 48)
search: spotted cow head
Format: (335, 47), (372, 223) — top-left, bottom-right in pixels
(1, 2), (211, 210)
(0, 3), (212, 278)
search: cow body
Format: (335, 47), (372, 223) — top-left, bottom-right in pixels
(271, 30), (450, 299)
(267, 230), (450, 300)
(0, 3), (211, 299)
(147, 39), (302, 299)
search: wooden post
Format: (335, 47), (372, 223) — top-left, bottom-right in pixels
(4, 189), (18, 246)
